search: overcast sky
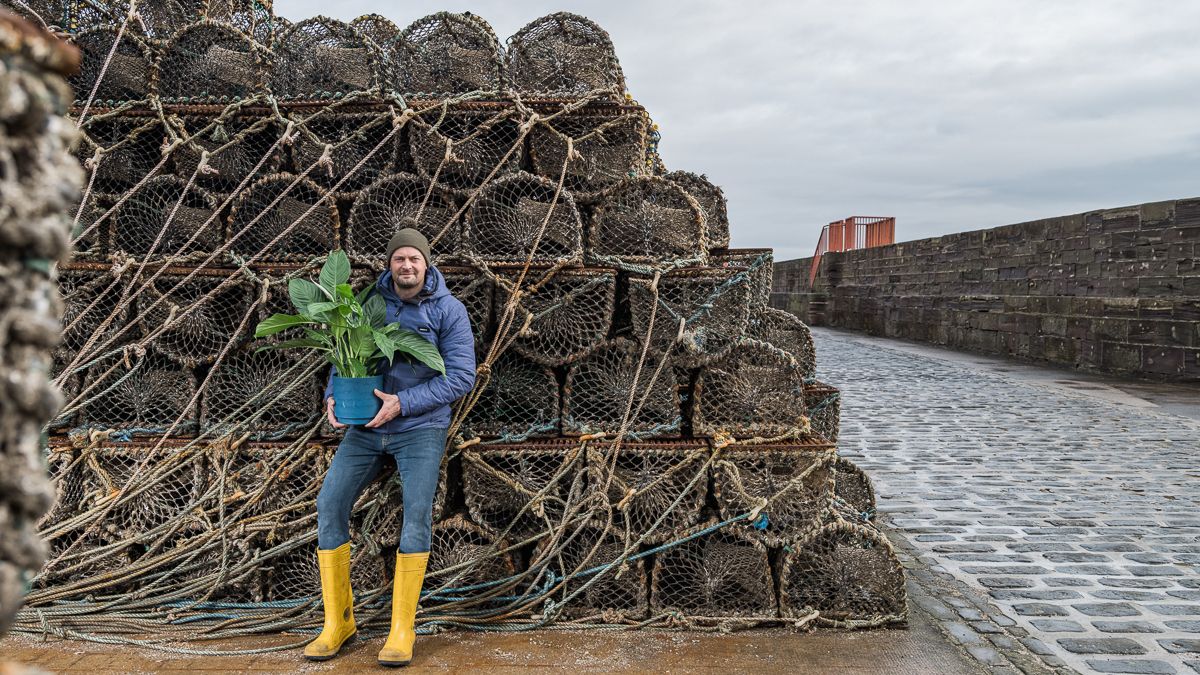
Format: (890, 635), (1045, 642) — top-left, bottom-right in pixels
(284, 0), (1200, 260)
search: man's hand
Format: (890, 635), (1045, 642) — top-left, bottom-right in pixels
(325, 397), (347, 429)
(364, 389), (402, 428)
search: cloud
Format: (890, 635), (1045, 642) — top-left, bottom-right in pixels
(281, 0), (1200, 261)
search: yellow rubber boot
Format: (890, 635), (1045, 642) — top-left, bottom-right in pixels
(302, 542), (357, 661)
(378, 552), (429, 667)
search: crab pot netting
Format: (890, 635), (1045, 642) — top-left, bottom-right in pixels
(407, 109), (523, 196)
(171, 115), (284, 197)
(350, 14), (399, 53)
(55, 267), (128, 360)
(589, 177), (707, 266)
(461, 440), (583, 540)
(533, 520), (648, 620)
(804, 381), (841, 443)
(202, 0), (276, 47)
(79, 350), (200, 432)
(227, 173), (339, 259)
(346, 172), (462, 260)
(562, 339), (680, 436)
(215, 442), (331, 527)
(506, 12), (626, 97)
(693, 341), (809, 439)
(465, 172), (584, 264)
(75, 116), (166, 197)
(135, 273), (257, 366)
(665, 171), (729, 250)
(441, 266), (494, 347)
(3, 0), (65, 28)
(585, 440), (708, 544)
(67, 25), (153, 105)
(273, 17), (383, 99)
(779, 520), (906, 625)
(153, 21), (267, 103)
(627, 268), (751, 361)
(395, 12), (504, 97)
(528, 112), (647, 202)
(425, 514), (519, 603)
(748, 306), (816, 379)
(494, 268), (613, 365)
(132, 1), (202, 42)
(290, 111), (397, 197)
(199, 349), (324, 437)
(709, 248), (773, 310)
(68, 192), (110, 256)
(832, 458), (876, 520)
(712, 442), (835, 546)
(650, 520), (777, 618)
(462, 351), (560, 440)
(109, 175), (221, 256)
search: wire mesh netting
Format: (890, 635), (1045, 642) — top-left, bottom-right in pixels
(650, 519), (777, 619)
(153, 21), (267, 103)
(55, 267), (127, 362)
(562, 339), (680, 436)
(273, 17), (382, 99)
(461, 350), (560, 440)
(507, 12), (625, 97)
(110, 175), (222, 256)
(75, 116), (166, 197)
(67, 25), (153, 105)
(665, 171), (729, 251)
(290, 111), (397, 197)
(202, 0), (276, 47)
(395, 12), (504, 97)
(346, 172), (462, 261)
(441, 266), (494, 347)
(461, 439), (583, 540)
(584, 440), (708, 545)
(199, 349), (324, 438)
(171, 114), (284, 198)
(351, 13), (399, 54)
(709, 248), (773, 311)
(747, 306), (816, 378)
(464, 171), (583, 264)
(528, 111), (647, 201)
(408, 108), (522, 196)
(426, 513), (518, 604)
(79, 350), (199, 433)
(588, 176), (707, 267)
(495, 267), (614, 366)
(693, 341), (809, 439)
(227, 173), (339, 260)
(832, 457), (876, 521)
(533, 520), (649, 621)
(804, 381), (841, 443)
(626, 267), (751, 362)
(134, 1), (202, 42)
(711, 441), (835, 546)
(135, 272), (257, 367)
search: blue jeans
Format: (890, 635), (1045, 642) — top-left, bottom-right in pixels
(316, 426), (447, 554)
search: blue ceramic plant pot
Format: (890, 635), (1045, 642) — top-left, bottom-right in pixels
(331, 375), (384, 425)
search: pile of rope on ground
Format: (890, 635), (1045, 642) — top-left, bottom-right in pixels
(4, 0), (907, 652)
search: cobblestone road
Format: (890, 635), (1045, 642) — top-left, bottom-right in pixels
(815, 328), (1200, 675)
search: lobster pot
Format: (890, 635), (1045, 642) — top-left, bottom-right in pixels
(79, 350), (199, 433)
(394, 12), (504, 96)
(693, 341), (808, 439)
(48, 358), (80, 431)
(136, 273), (256, 366)
(465, 172), (584, 264)
(109, 175), (221, 256)
(408, 109), (522, 196)
(748, 306), (816, 378)
(227, 173), (339, 260)
(290, 111), (397, 197)
(507, 12), (626, 97)
(202, 0), (276, 47)
(153, 21), (267, 103)
(273, 17), (382, 99)
(532, 521), (648, 621)
(585, 440), (708, 544)
(650, 520), (777, 618)
(712, 442), (836, 546)
(588, 177), (706, 267)
(779, 520), (907, 625)
(461, 439), (583, 539)
(495, 268), (614, 365)
(562, 339), (680, 436)
(215, 442), (331, 529)
(347, 172), (462, 260)
(74, 116), (166, 197)
(129, 1), (201, 42)
(528, 112), (648, 201)
(55, 267), (129, 360)
(425, 514), (519, 605)
(627, 268), (750, 361)
(462, 351), (560, 440)
(709, 248), (773, 310)
(833, 457), (877, 520)
(6, 1), (65, 28)
(172, 115), (283, 198)
(351, 14), (400, 53)
(171, 530), (264, 602)
(67, 193), (109, 257)
(804, 381), (841, 443)
(68, 25), (154, 105)
(666, 171), (729, 250)
(441, 266), (494, 347)
(199, 349), (324, 437)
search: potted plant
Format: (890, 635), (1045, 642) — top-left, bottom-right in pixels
(253, 250), (445, 424)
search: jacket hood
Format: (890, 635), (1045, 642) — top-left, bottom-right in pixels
(377, 265), (449, 303)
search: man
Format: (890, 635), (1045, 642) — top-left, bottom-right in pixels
(304, 228), (476, 667)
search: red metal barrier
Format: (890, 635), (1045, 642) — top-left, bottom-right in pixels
(809, 216), (895, 287)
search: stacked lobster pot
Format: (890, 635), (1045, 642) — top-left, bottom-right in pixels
(12, 0), (906, 641)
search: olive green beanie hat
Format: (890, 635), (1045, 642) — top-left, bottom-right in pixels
(385, 226), (431, 265)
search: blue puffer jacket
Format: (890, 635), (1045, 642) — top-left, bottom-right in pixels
(323, 265), (476, 433)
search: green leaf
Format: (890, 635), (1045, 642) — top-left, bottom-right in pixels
(254, 313), (314, 338)
(264, 338), (328, 351)
(392, 328), (446, 375)
(373, 329), (398, 364)
(363, 293), (386, 329)
(288, 278), (326, 314)
(307, 301), (340, 315)
(336, 283), (355, 302)
(319, 250), (351, 294)
(303, 329), (333, 347)
(355, 284), (374, 305)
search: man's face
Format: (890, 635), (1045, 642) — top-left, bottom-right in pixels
(390, 246), (427, 291)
